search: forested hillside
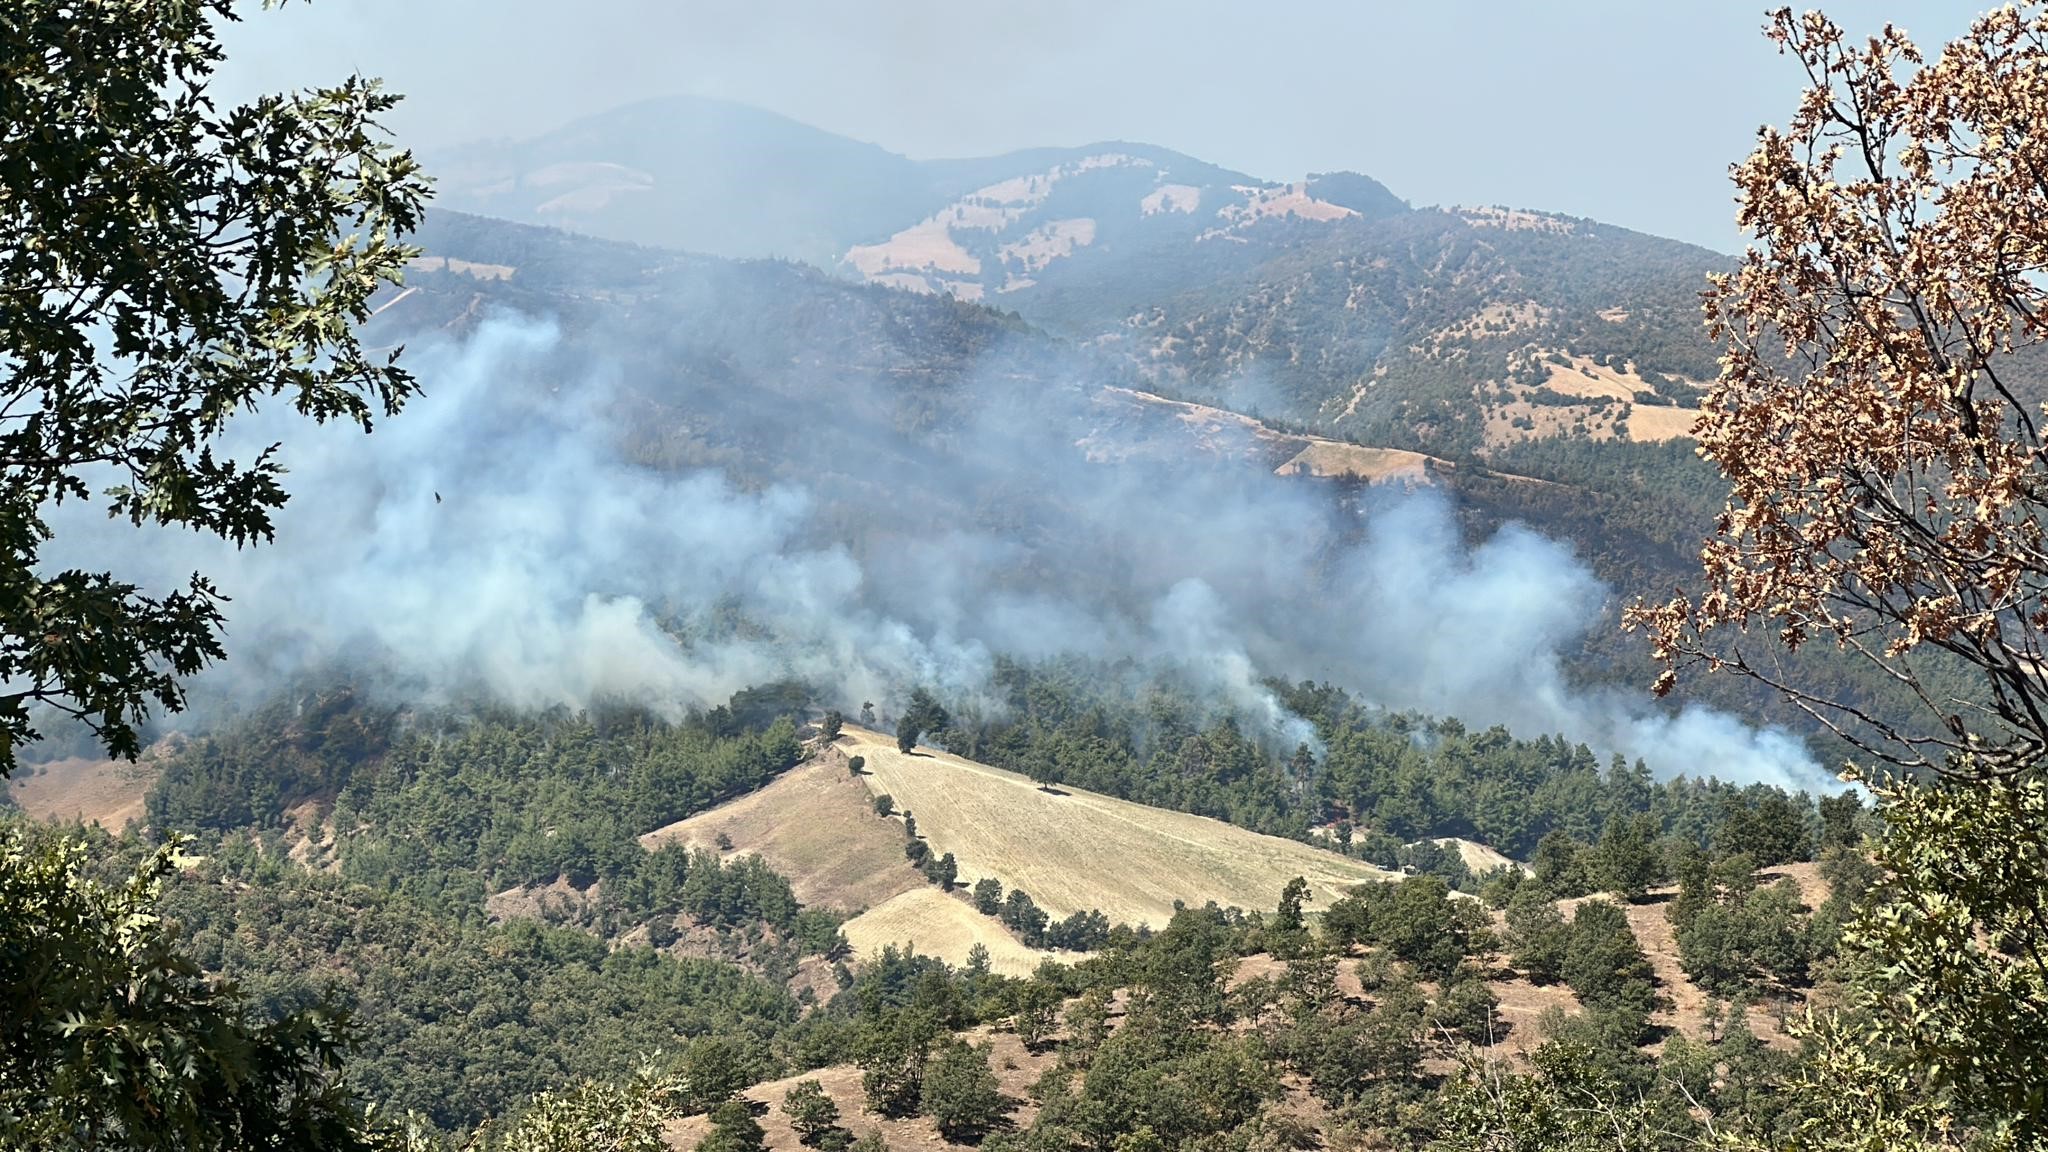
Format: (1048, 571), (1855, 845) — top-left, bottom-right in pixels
(9, 3), (2043, 1149)
(32, 663), (1862, 1142)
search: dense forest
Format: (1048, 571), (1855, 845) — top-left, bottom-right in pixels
(92, 660), (1872, 1144)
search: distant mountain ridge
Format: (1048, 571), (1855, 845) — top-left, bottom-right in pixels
(431, 96), (1726, 457)
(431, 95), (1404, 284)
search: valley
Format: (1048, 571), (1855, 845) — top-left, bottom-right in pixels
(11, 2), (2020, 1144)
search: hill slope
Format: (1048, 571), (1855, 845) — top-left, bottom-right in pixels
(431, 96), (949, 263)
(837, 725), (1397, 927)
(640, 754), (920, 914)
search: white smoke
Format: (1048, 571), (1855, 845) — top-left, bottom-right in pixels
(54, 311), (1831, 792)
(1331, 493), (1827, 793)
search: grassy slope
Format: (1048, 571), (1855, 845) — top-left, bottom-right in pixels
(639, 746), (1058, 976)
(843, 887), (1059, 979)
(6, 756), (155, 832)
(837, 725), (1398, 927)
(640, 753), (922, 914)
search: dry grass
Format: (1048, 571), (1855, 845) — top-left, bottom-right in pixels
(1558, 862), (1831, 1053)
(1541, 356), (1644, 403)
(845, 217), (983, 278)
(641, 746), (1050, 972)
(1432, 837), (1528, 875)
(1622, 404), (1700, 442)
(843, 887), (1059, 977)
(1482, 394), (1631, 446)
(7, 756), (155, 832)
(1431, 301), (1553, 344)
(1479, 357), (1699, 447)
(1141, 183), (1202, 215)
(641, 752), (922, 914)
(997, 218), (1097, 273)
(1093, 386), (1475, 489)
(838, 726), (1397, 928)
(1454, 206), (1576, 234)
(1276, 440), (1434, 484)
(407, 255), (515, 281)
(1533, 354), (1701, 444)
(1207, 182), (1358, 237)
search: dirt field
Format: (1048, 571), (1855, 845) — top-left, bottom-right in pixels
(7, 756), (155, 831)
(838, 726), (1397, 928)
(842, 886), (1059, 977)
(641, 752), (923, 914)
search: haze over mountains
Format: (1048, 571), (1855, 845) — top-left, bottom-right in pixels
(46, 96), (1845, 797)
(435, 96), (1730, 445)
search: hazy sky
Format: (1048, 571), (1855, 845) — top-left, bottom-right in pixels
(221, 2), (1976, 253)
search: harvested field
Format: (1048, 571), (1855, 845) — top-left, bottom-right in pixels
(641, 752), (922, 914)
(838, 726), (1397, 928)
(842, 886), (1058, 977)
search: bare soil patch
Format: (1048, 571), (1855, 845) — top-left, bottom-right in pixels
(8, 756), (156, 831)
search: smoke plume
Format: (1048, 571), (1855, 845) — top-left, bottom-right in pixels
(56, 311), (1830, 794)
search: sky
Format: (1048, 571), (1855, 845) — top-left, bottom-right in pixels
(220, 1), (1977, 253)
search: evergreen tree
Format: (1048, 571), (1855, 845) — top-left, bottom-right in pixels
(857, 1012), (936, 1118)
(896, 688), (951, 754)
(920, 1041), (1007, 1142)
(972, 876), (1003, 915)
(781, 1079), (840, 1146)
(1589, 813), (1661, 902)
(684, 1035), (751, 1112)
(1561, 898), (1656, 1030)
(697, 1099), (767, 1152)
(1505, 886), (1571, 984)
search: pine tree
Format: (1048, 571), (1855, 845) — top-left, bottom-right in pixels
(919, 1041), (1007, 1141)
(781, 1079), (839, 1146)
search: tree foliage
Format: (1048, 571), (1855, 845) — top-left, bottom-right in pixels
(1622, 8), (2048, 1147)
(463, 1067), (682, 1152)
(0, 828), (382, 1150)
(0, 0), (427, 773)
(1630, 5), (2048, 777)
(920, 1041), (1006, 1142)
(780, 1080), (840, 1146)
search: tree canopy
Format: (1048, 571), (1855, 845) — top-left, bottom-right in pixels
(0, 0), (427, 774)
(1631, 5), (2048, 778)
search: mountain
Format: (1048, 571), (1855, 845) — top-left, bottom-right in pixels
(431, 98), (1402, 310)
(378, 210), (1921, 745)
(432, 96), (952, 263)
(1105, 206), (1731, 452)
(432, 98), (1728, 467)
